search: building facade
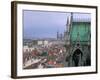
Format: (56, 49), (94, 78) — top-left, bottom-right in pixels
(64, 13), (91, 67)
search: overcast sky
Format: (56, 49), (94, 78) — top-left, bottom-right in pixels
(23, 10), (91, 39)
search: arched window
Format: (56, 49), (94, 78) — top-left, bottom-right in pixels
(72, 49), (83, 66)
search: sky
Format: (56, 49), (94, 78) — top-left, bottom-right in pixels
(23, 10), (91, 39)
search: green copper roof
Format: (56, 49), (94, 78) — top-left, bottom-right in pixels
(70, 22), (90, 44)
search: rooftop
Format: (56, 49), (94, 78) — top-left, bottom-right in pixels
(72, 13), (91, 22)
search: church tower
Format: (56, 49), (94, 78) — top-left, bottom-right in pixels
(64, 12), (73, 45)
(57, 31), (59, 40)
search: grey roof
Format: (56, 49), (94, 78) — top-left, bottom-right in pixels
(72, 13), (91, 22)
(72, 18), (91, 22)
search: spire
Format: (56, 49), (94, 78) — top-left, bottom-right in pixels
(66, 13), (73, 33)
(57, 30), (59, 40)
(77, 32), (80, 42)
(70, 12), (73, 31)
(75, 31), (81, 48)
